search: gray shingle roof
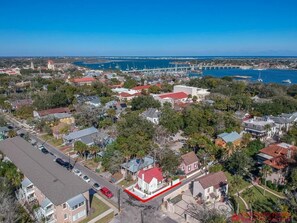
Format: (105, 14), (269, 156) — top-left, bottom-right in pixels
(64, 127), (98, 141)
(0, 137), (90, 205)
(142, 108), (161, 119)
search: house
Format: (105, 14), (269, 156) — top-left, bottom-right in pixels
(0, 126), (9, 141)
(243, 117), (277, 139)
(257, 143), (297, 184)
(193, 171), (228, 203)
(269, 112), (297, 135)
(179, 151), (199, 175)
(76, 95), (101, 108)
(173, 85), (210, 101)
(137, 167), (164, 194)
(70, 77), (96, 86)
(154, 92), (188, 106)
(33, 107), (70, 119)
(118, 91), (141, 101)
(0, 137), (90, 223)
(121, 156), (154, 180)
(215, 131), (242, 148)
(141, 108), (161, 125)
(132, 84), (161, 93)
(63, 127), (99, 146)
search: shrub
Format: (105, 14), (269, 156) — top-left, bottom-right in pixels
(209, 164), (223, 173)
(266, 180), (273, 188)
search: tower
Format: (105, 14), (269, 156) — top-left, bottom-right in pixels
(30, 61), (34, 69)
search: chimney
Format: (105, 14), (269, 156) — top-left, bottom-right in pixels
(287, 147), (292, 159)
(142, 173), (145, 190)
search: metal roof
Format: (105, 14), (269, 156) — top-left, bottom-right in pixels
(21, 178), (32, 188)
(66, 194), (85, 209)
(218, 131), (241, 143)
(0, 137), (90, 205)
(64, 127), (98, 141)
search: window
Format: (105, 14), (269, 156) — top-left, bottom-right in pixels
(79, 201), (84, 207)
(194, 163), (198, 169)
(208, 188), (210, 192)
(207, 196), (209, 200)
(72, 204), (78, 210)
(63, 203), (66, 209)
(188, 166), (191, 171)
(64, 214), (68, 220)
(72, 210), (86, 221)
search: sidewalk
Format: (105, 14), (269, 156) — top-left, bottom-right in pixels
(88, 209), (114, 223)
(253, 183), (286, 199)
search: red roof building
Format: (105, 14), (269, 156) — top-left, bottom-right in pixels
(158, 92), (188, 100)
(138, 167), (163, 184)
(71, 77), (96, 86)
(34, 107), (70, 118)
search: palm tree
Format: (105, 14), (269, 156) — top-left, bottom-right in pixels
(243, 188), (255, 221)
(230, 175), (243, 214)
(261, 165), (273, 196)
(89, 145), (99, 157)
(74, 141), (88, 158)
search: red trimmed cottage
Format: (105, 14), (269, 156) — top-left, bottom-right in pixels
(137, 167), (164, 194)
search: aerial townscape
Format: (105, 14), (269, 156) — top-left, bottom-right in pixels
(0, 0), (297, 223)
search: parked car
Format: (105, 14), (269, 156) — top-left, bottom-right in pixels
(100, 187), (113, 198)
(38, 145), (46, 150)
(73, 169), (82, 176)
(93, 183), (101, 191)
(82, 175), (90, 183)
(55, 158), (66, 167)
(64, 162), (73, 170)
(41, 148), (49, 154)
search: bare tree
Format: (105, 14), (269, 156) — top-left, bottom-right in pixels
(0, 178), (22, 223)
(186, 203), (231, 223)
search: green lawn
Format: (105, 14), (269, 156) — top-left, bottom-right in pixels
(248, 186), (279, 202)
(95, 212), (114, 223)
(118, 179), (136, 188)
(233, 196), (247, 213)
(80, 196), (110, 223)
(255, 184), (285, 198)
(40, 134), (63, 147)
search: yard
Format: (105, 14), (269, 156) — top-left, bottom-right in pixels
(241, 186), (282, 213)
(118, 179), (136, 188)
(80, 196), (111, 223)
(224, 171), (251, 193)
(40, 134), (63, 147)
(95, 212), (114, 223)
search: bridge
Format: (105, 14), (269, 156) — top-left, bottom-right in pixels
(122, 65), (241, 73)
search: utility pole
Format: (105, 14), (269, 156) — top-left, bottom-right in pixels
(117, 189), (121, 212)
(141, 210), (144, 223)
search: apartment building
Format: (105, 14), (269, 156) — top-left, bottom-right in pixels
(0, 137), (91, 223)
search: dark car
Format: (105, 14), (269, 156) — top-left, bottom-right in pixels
(64, 162), (73, 170)
(41, 148), (49, 154)
(55, 158), (66, 166)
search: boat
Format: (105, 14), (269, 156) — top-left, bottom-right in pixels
(257, 71), (263, 82)
(282, 79), (292, 84)
(254, 68), (266, 71)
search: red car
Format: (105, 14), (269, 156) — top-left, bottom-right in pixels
(100, 187), (113, 198)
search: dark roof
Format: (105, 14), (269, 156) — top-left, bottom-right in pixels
(181, 151), (199, 166)
(196, 171), (227, 189)
(37, 107), (70, 117)
(0, 137), (90, 205)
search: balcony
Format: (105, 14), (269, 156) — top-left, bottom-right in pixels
(42, 206), (55, 216)
(25, 187), (35, 195)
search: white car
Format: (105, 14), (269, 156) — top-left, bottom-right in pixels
(82, 175), (90, 183)
(73, 169), (82, 177)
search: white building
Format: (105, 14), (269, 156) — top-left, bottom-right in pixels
(173, 85), (210, 101)
(48, 60), (55, 70)
(137, 167), (164, 194)
(193, 171), (228, 203)
(243, 117), (277, 139)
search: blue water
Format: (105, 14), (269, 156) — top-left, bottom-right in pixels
(74, 58), (297, 84)
(203, 69), (297, 84)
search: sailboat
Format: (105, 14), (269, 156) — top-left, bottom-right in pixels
(257, 71), (263, 82)
(282, 79), (292, 84)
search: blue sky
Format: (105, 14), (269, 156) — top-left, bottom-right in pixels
(0, 0), (296, 56)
